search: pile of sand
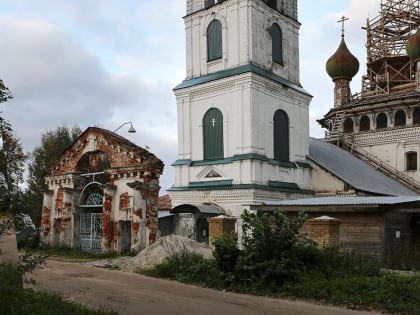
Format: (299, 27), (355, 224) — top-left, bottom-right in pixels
(89, 234), (213, 272)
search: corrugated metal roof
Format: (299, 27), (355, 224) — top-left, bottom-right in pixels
(308, 138), (417, 196)
(259, 196), (420, 207)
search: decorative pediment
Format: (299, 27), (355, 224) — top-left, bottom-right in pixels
(197, 166), (224, 180)
(205, 169), (222, 178)
(46, 127), (163, 177)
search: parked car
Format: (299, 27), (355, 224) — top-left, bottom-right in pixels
(14, 213), (37, 245)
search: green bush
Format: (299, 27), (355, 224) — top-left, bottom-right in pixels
(141, 250), (232, 288)
(212, 232), (240, 272)
(235, 210), (320, 287)
(0, 262), (26, 315)
(309, 247), (381, 278)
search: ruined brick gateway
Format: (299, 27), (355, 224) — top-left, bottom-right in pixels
(40, 127), (164, 253)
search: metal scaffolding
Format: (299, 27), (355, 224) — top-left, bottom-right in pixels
(362, 0), (420, 96)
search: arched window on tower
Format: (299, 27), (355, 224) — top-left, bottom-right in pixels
(203, 108), (224, 160)
(376, 113), (388, 129)
(273, 109), (289, 161)
(394, 110), (406, 127)
(271, 23), (283, 65)
(413, 107), (420, 125)
(343, 118), (354, 133)
(406, 151), (418, 171)
(359, 115), (370, 131)
(207, 20), (222, 62)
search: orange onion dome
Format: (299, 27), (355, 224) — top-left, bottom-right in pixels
(326, 37), (359, 80)
(407, 29), (420, 61)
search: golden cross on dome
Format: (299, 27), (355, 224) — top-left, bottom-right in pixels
(337, 16), (349, 37)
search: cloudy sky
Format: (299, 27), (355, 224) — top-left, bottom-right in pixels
(0, 0), (381, 193)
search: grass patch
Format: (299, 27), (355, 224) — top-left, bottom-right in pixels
(23, 288), (118, 315)
(283, 271), (420, 314)
(34, 245), (119, 261)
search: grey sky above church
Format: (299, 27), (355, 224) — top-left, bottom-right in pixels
(0, 0), (380, 193)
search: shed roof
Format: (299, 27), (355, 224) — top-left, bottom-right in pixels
(308, 138), (416, 196)
(254, 196), (420, 207)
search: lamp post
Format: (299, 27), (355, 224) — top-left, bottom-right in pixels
(114, 122), (136, 133)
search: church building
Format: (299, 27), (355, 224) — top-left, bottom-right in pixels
(168, 0), (313, 234)
(318, 0), (420, 191)
(167, 0), (420, 264)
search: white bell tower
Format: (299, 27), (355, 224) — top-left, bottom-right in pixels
(169, 0), (312, 216)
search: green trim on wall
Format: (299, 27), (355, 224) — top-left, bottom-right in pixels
(270, 159), (296, 168)
(171, 159), (191, 166)
(191, 158), (233, 166)
(295, 161), (312, 169)
(168, 182), (313, 194)
(268, 181), (299, 190)
(189, 180), (233, 187)
(173, 64), (311, 96)
(172, 155), (311, 169)
(231, 153), (270, 162)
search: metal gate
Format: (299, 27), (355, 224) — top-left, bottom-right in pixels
(80, 213), (102, 253)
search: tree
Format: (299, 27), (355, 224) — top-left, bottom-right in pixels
(23, 126), (82, 227)
(0, 79), (12, 105)
(0, 118), (27, 213)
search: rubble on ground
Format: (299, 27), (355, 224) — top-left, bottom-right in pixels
(88, 234), (213, 272)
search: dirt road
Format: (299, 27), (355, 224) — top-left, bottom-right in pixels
(29, 260), (380, 315)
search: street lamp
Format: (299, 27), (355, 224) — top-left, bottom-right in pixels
(114, 122), (136, 133)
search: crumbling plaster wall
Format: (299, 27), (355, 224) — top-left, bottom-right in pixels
(41, 128), (164, 253)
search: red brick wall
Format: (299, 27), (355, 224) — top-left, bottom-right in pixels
(41, 206), (51, 238)
(301, 212), (385, 257)
(303, 217), (341, 248)
(102, 190), (114, 251)
(208, 217), (236, 250)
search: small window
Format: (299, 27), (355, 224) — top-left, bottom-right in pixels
(203, 108), (224, 160)
(207, 20), (222, 61)
(205, 0), (215, 7)
(205, 0), (225, 8)
(265, 0), (277, 9)
(376, 113), (388, 129)
(406, 152), (417, 171)
(343, 118), (354, 133)
(413, 107), (420, 125)
(359, 115), (370, 131)
(271, 23), (283, 65)
(394, 110), (406, 127)
(273, 109), (289, 161)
